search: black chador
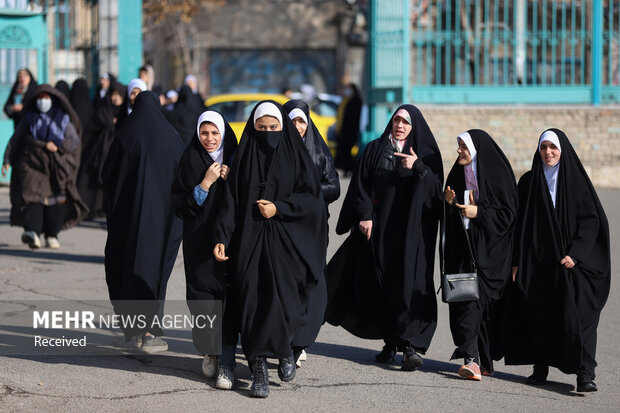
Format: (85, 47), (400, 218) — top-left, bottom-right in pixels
(283, 99), (340, 355)
(214, 100), (327, 362)
(503, 129), (610, 389)
(172, 110), (237, 355)
(325, 104), (443, 364)
(102, 91), (185, 340)
(442, 129), (517, 375)
(166, 85), (205, 145)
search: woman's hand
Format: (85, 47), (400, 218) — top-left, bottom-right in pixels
(560, 255), (575, 269)
(201, 162), (221, 191)
(393, 147), (418, 169)
(46, 141), (58, 153)
(455, 191), (477, 218)
(359, 220), (373, 241)
(213, 243), (228, 261)
(511, 266), (518, 282)
(220, 164), (230, 181)
(257, 199), (277, 218)
(11, 103), (23, 113)
(1, 164), (10, 178)
(444, 186), (456, 205)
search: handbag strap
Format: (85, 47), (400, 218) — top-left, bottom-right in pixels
(441, 198), (477, 276)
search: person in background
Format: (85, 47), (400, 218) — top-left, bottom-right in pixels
(2, 84), (87, 249)
(3, 68), (38, 129)
(93, 72), (116, 109)
(164, 90), (178, 112)
(55, 80), (71, 101)
(283, 99), (340, 367)
(334, 83), (362, 176)
(115, 78), (147, 128)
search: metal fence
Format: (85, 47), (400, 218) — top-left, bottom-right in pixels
(368, 0), (620, 110)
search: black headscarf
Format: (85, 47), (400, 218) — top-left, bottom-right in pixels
(214, 100), (326, 360)
(283, 99), (340, 204)
(326, 104), (443, 351)
(3, 68), (38, 128)
(55, 80), (71, 100)
(166, 85), (205, 145)
(70, 78), (92, 134)
(103, 90), (186, 339)
(503, 128), (611, 373)
(443, 129), (517, 302)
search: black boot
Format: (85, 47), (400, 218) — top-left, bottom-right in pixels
(401, 345), (423, 371)
(278, 354), (296, 382)
(526, 364), (548, 385)
(375, 344), (397, 363)
(250, 358), (269, 398)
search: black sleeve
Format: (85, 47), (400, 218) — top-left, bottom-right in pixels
(3, 90), (15, 119)
(318, 139), (340, 204)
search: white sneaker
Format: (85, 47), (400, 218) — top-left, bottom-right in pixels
(45, 236), (60, 249)
(201, 355), (218, 379)
(215, 367), (234, 390)
(21, 231), (41, 249)
(299, 349), (307, 361)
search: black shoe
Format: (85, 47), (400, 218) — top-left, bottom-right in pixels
(375, 344), (397, 364)
(250, 358), (269, 398)
(277, 355), (296, 382)
(526, 365), (548, 385)
(577, 381), (597, 392)
(401, 346), (423, 371)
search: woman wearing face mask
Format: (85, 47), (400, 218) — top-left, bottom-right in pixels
(172, 110), (238, 390)
(503, 129), (610, 392)
(213, 101), (326, 398)
(3, 68), (38, 129)
(2, 84), (87, 249)
(77, 81), (126, 217)
(283, 99), (339, 367)
(443, 130), (517, 381)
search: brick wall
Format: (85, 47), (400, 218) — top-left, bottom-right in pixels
(418, 106), (620, 188)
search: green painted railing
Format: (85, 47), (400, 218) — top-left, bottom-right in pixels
(367, 0), (620, 115)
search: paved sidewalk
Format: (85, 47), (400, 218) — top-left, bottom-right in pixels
(0, 183), (618, 412)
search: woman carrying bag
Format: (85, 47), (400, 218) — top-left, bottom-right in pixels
(443, 129), (517, 380)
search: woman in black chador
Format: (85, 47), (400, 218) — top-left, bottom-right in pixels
(2, 84), (87, 249)
(283, 99), (340, 367)
(213, 101), (326, 398)
(325, 105), (443, 371)
(443, 130), (517, 381)
(172, 110), (238, 390)
(165, 84), (206, 145)
(504, 129), (610, 392)
(102, 91), (185, 354)
(3, 68), (38, 129)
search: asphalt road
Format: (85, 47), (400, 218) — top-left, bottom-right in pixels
(0, 180), (618, 412)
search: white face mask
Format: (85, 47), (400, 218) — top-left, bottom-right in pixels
(37, 98), (52, 113)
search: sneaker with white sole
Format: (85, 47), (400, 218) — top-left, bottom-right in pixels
(21, 231), (41, 249)
(201, 355), (219, 379)
(140, 335), (168, 354)
(458, 361), (482, 381)
(45, 236), (60, 249)
(299, 349), (307, 361)
(215, 366), (234, 390)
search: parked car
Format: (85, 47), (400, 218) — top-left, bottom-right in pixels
(205, 93), (336, 145)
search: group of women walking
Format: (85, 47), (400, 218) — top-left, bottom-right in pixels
(1, 67), (610, 398)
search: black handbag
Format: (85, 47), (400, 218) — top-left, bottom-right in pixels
(439, 201), (479, 303)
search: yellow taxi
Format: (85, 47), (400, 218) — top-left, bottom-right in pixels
(204, 93), (335, 144)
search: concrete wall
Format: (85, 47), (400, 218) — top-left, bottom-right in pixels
(417, 105), (620, 188)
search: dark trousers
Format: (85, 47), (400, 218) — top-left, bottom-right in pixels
(449, 299), (493, 372)
(23, 203), (64, 237)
